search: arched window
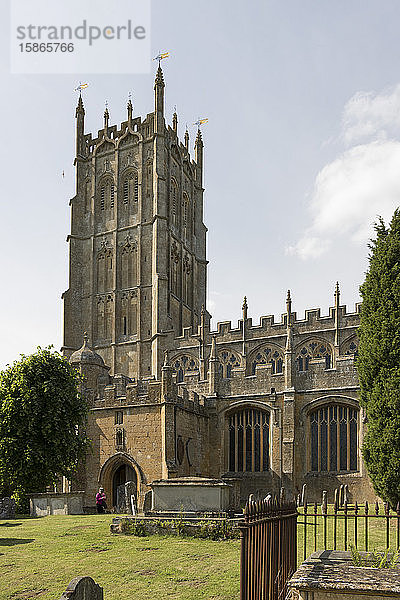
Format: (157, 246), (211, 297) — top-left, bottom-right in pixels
(310, 404), (358, 472)
(171, 179), (178, 227)
(218, 350), (241, 378)
(120, 241), (136, 289)
(251, 347), (284, 375)
(296, 340), (333, 371)
(122, 171), (138, 205)
(228, 408), (270, 472)
(172, 354), (199, 383)
(342, 336), (359, 359)
(99, 178), (115, 212)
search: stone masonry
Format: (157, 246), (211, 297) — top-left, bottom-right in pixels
(63, 66), (376, 511)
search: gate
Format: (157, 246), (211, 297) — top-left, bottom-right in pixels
(240, 493), (298, 600)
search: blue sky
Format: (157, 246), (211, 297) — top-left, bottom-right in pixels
(2, 0), (400, 367)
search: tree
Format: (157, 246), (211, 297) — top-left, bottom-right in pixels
(0, 347), (89, 510)
(358, 209), (400, 506)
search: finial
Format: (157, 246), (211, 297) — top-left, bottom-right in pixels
(242, 296), (248, 320)
(104, 102), (109, 130)
(286, 289), (292, 314)
(195, 128), (203, 143)
(83, 332), (89, 347)
(155, 65), (165, 87)
(201, 304), (205, 315)
(184, 129), (189, 150)
(76, 94), (85, 116)
(172, 110), (178, 133)
(127, 93), (133, 122)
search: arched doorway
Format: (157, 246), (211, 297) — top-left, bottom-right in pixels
(99, 453), (144, 513)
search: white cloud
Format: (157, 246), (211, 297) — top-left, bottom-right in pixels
(288, 84), (400, 260)
(343, 85), (400, 145)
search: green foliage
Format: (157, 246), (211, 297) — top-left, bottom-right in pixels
(350, 544), (400, 568)
(117, 517), (240, 540)
(119, 518), (148, 536)
(0, 347), (89, 510)
(358, 210), (400, 506)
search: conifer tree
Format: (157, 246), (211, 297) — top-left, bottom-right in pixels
(358, 209), (400, 506)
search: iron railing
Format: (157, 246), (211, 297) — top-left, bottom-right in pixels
(300, 498), (400, 561)
(240, 493), (298, 600)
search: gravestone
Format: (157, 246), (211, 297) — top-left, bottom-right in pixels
(0, 497), (16, 519)
(59, 577), (103, 600)
(116, 481), (136, 513)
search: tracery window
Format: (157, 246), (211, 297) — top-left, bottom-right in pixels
(172, 354), (199, 383)
(251, 347), (283, 376)
(218, 350), (241, 378)
(228, 408), (270, 472)
(296, 341), (333, 371)
(342, 336), (359, 358)
(310, 404), (358, 472)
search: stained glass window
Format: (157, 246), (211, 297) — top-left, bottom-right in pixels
(228, 408), (269, 472)
(310, 404), (358, 472)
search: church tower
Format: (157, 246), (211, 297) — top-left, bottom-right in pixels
(62, 67), (207, 379)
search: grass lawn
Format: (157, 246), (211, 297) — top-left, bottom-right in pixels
(1, 508), (394, 600)
(0, 515), (240, 600)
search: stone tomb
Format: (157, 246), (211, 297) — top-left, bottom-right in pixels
(150, 477), (231, 513)
(30, 492), (85, 516)
(288, 550), (400, 599)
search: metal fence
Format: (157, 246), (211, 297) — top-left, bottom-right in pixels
(239, 493), (298, 600)
(300, 497), (400, 561)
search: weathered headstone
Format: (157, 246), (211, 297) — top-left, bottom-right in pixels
(59, 576), (103, 600)
(0, 497), (16, 519)
(116, 481), (137, 513)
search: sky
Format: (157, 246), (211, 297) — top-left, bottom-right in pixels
(1, 0), (400, 368)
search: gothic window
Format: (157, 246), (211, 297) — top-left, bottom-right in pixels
(110, 184), (115, 209)
(296, 341), (333, 371)
(310, 404), (358, 472)
(105, 295), (113, 339)
(342, 336), (359, 358)
(98, 178), (115, 212)
(171, 179), (178, 227)
(218, 350), (241, 378)
(122, 171), (138, 205)
(115, 428), (124, 449)
(228, 408), (270, 472)
(97, 254), (105, 293)
(251, 347), (284, 376)
(182, 192), (190, 241)
(115, 411), (123, 425)
(172, 354), (199, 383)
(120, 292), (137, 337)
(120, 241), (137, 289)
(96, 298), (105, 339)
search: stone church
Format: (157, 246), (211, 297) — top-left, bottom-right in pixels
(62, 66), (375, 512)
